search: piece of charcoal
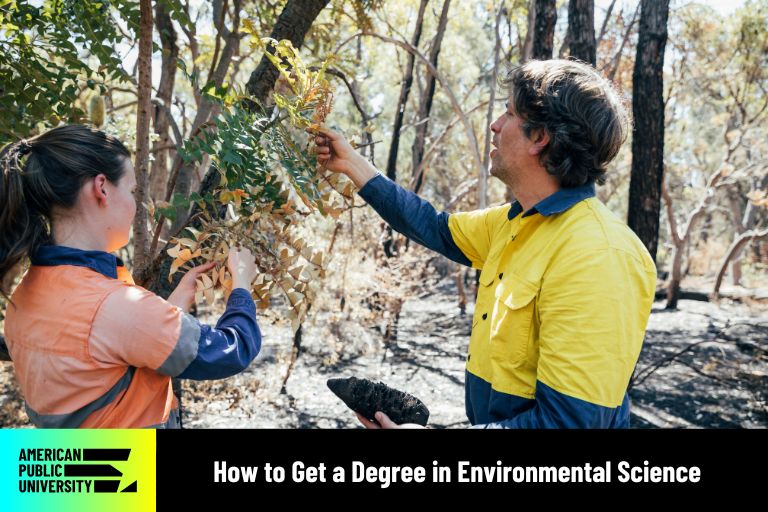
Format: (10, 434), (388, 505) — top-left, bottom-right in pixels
(327, 377), (430, 426)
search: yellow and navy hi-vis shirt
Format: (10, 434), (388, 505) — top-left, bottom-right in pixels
(359, 174), (657, 428)
(5, 245), (261, 428)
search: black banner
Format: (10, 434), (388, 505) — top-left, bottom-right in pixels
(156, 429), (764, 502)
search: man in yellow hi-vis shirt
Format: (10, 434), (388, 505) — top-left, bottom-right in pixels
(315, 59), (657, 428)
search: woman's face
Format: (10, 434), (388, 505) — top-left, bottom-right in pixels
(104, 158), (137, 252)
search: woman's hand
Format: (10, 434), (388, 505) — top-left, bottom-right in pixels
(313, 127), (379, 188)
(228, 246), (259, 291)
(167, 261), (217, 313)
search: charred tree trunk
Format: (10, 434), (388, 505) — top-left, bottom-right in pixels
(532, 0), (556, 60)
(383, 0), (429, 258)
(245, 0), (329, 102)
(566, 0), (596, 66)
(0, 335), (9, 361)
(627, 0), (669, 263)
(385, 0), (428, 183)
(411, 0), (452, 194)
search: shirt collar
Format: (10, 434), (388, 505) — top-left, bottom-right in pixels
(30, 245), (125, 279)
(508, 182), (596, 220)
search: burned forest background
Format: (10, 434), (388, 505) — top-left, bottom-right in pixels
(1, 0), (766, 428)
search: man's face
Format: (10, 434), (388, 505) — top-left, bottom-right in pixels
(489, 100), (533, 187)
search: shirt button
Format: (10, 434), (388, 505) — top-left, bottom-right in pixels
(499, 273), (503, 280)
(482, 313), (487, 320)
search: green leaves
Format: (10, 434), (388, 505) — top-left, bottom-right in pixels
(0, 0), (130, 143)
(162, 37), (350, 327)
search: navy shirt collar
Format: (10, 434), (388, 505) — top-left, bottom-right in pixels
(508, 182), (596, 220)
(30, 245), (125, 279)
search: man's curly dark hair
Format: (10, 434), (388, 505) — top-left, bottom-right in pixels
(502, 59), (631, 188)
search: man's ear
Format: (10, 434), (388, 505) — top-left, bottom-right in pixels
(90, 174), (109, 206)
(528, 128), (550, 156)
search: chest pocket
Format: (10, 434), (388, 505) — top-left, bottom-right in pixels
(488, 272), (538, 367)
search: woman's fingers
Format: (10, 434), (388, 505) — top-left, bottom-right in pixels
(186, 261), (217, 278)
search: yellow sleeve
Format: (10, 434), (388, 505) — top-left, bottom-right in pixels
(448, 205), (509, 269)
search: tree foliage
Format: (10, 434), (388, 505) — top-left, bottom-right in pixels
(161, 38), (352, 331)
(0, 0), (132, 142)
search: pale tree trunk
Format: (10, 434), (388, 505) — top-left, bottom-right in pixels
(726, 190), (746, 285)
(132, 0), (153, 280)
(149, 2), (178, 205)
(661, 180), (683, 309)
(522, 0), (536, 62)
(168, 0), (242, 237)
(713, 228), (768, 298)
(411, 0), (452, 194)
(596, 0), (617, 46)
(627, 0), (669, 263)
(662, 107), (749, 308)
(723, 175), (766, 287)
(480, 3), (505, 211)
(566, 0), (596, 66)
(605, 3), (640, 82)
(662, 167), (726, 309)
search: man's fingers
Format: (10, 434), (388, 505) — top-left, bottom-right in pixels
(374, 411), (397, 429)
(314, 126), (339, 140)
(356, 413), (380, 429)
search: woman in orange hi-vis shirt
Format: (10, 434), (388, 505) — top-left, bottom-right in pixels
(0, 124), (262, 428)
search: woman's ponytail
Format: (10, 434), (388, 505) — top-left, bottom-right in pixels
(0, 125), (130, 300)
(0, 140), (50, 299)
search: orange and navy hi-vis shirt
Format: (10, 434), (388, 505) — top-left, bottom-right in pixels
(4, 245), (261, 428)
